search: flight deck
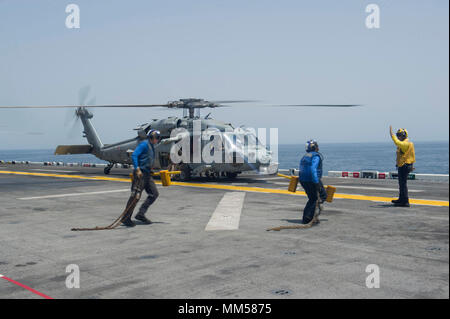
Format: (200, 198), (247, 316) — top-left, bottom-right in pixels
(0, 163), (448, 299)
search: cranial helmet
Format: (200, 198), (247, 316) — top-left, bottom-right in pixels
(396, 128), (408, 139)
(305, 139), (318, 152)
(147, 129), (161, 140)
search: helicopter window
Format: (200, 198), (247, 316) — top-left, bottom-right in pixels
(246, 133), (259, 147)
(222, 133), (234, 150)
(223, 132), (245, 153)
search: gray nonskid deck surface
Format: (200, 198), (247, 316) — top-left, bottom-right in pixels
(0, 164), (448, 298)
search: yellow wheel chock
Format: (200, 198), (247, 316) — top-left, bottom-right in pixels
(130, 170), (181, 187)
(325, 185), (336, 203)
(277, 173), (336, 202)
(157, 170), (181, 186)
(277, 173), (299, 193)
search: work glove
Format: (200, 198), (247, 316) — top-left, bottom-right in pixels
(136, 167), (143, 179)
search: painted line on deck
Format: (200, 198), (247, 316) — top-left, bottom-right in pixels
(172, 181), (449, 207)
(205, 192), (246, 231)
(253, 176), (285, 180)
(312, 184), (424, 193)
(0, 274), (53, 299)
(17, 189), (129, 200)
(272, 181), (423, 192)
(1, 170), (448, 207)
(0, 170), (130, 183)
(31, 169), (78, 173)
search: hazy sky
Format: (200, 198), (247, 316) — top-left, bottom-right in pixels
(0, 0), (448, 149)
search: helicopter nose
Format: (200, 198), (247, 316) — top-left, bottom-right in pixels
(241, 149), (270, 165)
(259, 154), (271, 165)
(254, 149), (271, 165)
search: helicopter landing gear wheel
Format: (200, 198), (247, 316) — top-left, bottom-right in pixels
(104, 163), (113, 175)
(226, 172), (238, 179)
(172, 164), (191, 181)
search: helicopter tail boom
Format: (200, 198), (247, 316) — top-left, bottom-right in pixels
(76, 107), (104, 151)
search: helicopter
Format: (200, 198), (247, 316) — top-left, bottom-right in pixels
(57, 98), (280, 179)
(0, 91), (359, 180)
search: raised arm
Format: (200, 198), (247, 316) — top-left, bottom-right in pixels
(390, 126), (409, 153)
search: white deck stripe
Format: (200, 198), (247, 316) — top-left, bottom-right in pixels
(205, 192), (246, 231)
(258, 176), (285, 180)
(18, 189), (129, 200)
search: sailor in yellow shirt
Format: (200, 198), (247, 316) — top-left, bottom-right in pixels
(389, 125), (416, 207)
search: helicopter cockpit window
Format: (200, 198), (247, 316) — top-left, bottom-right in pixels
(223, 132), (245, 154)
(245, 132), (258, 147)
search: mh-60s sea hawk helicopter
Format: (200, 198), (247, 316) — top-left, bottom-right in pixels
(0, 90), (359, 180)
(57, 98), (279, 180)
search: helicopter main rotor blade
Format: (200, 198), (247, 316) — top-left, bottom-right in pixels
(0, 102), (362, 109)
(78, 104), (170, 108)
(274, 104), (362, 107)
(212, 100), (260, 104)
(0, 104), (169, 109)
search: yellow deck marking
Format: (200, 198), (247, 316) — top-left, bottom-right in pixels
(171, 181), (449, 207)
(0, 170), (448, 207)
(0, 170), (131, 182)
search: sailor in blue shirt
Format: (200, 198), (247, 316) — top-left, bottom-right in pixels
(121, 130), (161, 227)
(298, 140), (327, 224)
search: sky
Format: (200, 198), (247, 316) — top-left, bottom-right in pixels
(0, 0), (448, 149)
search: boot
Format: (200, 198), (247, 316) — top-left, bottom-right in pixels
(391, 199), (402, 204)
(121, 217), (136, 227)
(121, 212), (136, 227)
(122, 196), (138, 227)
(394, 201), (410, 207)
(135, 213), (152, 224)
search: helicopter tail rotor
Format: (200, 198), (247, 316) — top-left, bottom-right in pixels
(67, 86), (96, 138)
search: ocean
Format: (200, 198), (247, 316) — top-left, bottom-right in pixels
(277, 141), (448, 174)
(0, 141), (448, 175)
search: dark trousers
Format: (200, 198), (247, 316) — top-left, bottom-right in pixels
(318, 181), (327, 202)
(300, 181), (321, 224)
(123, 171), (159, 220)
(398, 164), (412, 203)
